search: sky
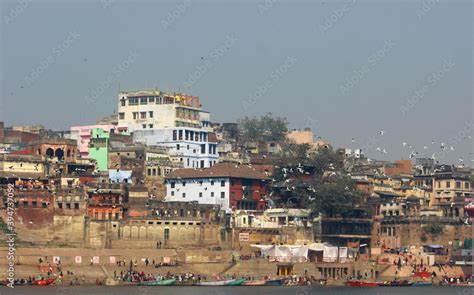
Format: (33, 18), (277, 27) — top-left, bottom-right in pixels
(0, 0), (472, 164)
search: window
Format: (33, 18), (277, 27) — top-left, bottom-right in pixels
(148, 111), (153, 118)
(176, 144), (180, 150)
(74, 203), (79, 209)
(133, 112), (138, 119)
(148, 168), (152, 176)
(201, 160), (204, 168)
(32, 201), (37, 208)
(152, 168), (156, 176)
(243, 217), (247, 224)
(182, 182), (186, 186)
(187, 158), (190, 166)
(115, 213), (119, 220)
(456, 181), (461, 188)
(101, 212), (106, 220)
(164, 228), (170, 240)
(142, 124), (146, 129)
(171, 191), (175, 196)
(221, 180), (225, 187)
(201, 144), (206, 154)
(211, 180), (214, 186)
(149, 124), (153, 128)
(129, 97), (139, 105)
(140, 97), (148, 105)
(220, 229), (226, 242)
(23, 201), (28, 208)
(149, 97), (155, 103)
(119, 113), (125, 120)
(95, 212), (99, 219)
(221, 192), (225, 199)
(466, 182), (470, 189)
(446, 181), (451, 188)
(178, 130), (183, 140)
(66, 203), (71, 209)
(199, 192), (203, 198)
(211, 192), (214, 197)
(173, 130), (177, 141)
(140, 112), (146, 119)
(57, 202), (62, 209)
(121, 99), (126, 106)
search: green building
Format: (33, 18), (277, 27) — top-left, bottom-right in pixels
(88, 128), (111, 171)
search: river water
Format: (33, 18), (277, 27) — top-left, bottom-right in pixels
(1, 286), (471, 295)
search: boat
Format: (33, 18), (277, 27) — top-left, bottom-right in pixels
(378, 280), (413, 287)
(264, 279), (285, 286)
(31, 278), (55, 286)
(225, 278), (246, 286)
(412, 281), (432, 286)
(243, 280), (266, 286)
(198, 279), (237, 286)
(140, 278), (176, 286)
(347, 280), (378, 287)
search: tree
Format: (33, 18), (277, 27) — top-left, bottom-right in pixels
(238, 113), (288, 142)
(271, 145), (363, 217)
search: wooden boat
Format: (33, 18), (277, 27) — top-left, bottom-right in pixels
(412, 281), (432, 286)
(347, 280), (378, 287)
(140, 278), (176, 286)
(225, 278), (246, 286)
(243, 280), (266, 286)
(198, 279), (237, 286)
(378, 280), (413, 287)
(31, 278), (55, 286)
(264, 279), (285, 286)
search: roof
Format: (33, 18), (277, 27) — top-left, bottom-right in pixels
(166, 162), (268, 180)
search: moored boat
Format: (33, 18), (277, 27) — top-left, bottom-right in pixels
(140, 278), (176, 286)
(243, 280), (266, 286)
(347, 280), (378, 287)
(378, 280), (413, 287)
(198, 279), (237, 286)
(225, 278), (246, 286)
(31, 278), (55, 286)
(264, 279), (285, 286)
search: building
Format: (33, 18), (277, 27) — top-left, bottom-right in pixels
(70, 124), (127, 158)
(27, 138), (78, 163)
(133, 127), (219, 168)
(88, 128), (132, 171)
(117, 89), (209, 131)
(164, 162), (268, 211)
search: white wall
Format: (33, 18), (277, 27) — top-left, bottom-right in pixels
(134, 128), (219, 168)
(165, 177), (230, 210)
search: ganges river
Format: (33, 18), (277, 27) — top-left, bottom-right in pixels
(1, 286), (472, 295)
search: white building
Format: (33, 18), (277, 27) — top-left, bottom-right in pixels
(117, 89), (210, 131)
(164, 163), (267, 211)
(133, 127), (219, 169)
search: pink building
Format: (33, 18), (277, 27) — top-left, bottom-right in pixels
(70, 125), (117, 158)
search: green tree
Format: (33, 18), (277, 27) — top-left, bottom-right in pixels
(239, 113), (288, 142)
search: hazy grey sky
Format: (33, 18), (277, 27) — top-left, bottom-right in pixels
(1, 0), (472, 164)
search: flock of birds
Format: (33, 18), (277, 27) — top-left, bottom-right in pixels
(349, 130), (472, 167)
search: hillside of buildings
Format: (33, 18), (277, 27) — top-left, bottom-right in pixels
(0, 89), (472, 284)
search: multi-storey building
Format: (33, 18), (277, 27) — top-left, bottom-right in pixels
(164, 162), (268, 211)
(70, 124), (128, 158)
(117, 89), (209, 131)
(133, 127), (219, 168)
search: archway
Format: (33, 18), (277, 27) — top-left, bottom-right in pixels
(55, 148), (64, 161)
(46, 148), (54, 158)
